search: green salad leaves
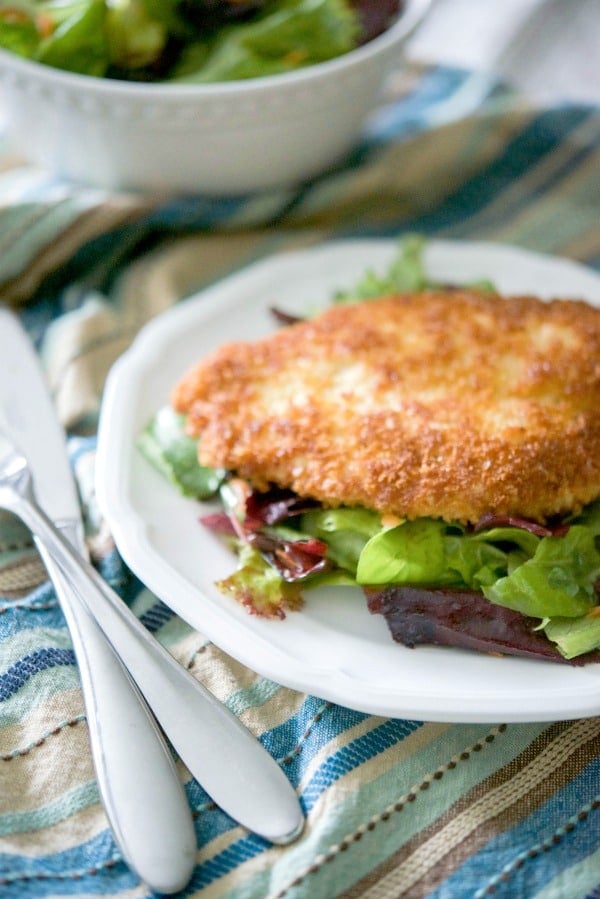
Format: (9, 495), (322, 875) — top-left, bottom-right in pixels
(0, 0), (364, 81)
(138, 236), (600, 661)
(137, 407), (225, 498)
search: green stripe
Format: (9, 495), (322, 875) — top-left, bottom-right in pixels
(435, 117), (597, 239)
(223, 191), (295, 229)
(497, 160), (600, 253)
(533, 844), (600, 898)
(225, 678), (282, 717)
(0, 194), (98, 282)
(0, 668), (81, 727)
(291, 722), (549, 899)
(0, 780), (99, 836)
(3, 714), (86, 760)
(222, 721), (549, 899)
(450, 107), (532, 178)
(128, 587), (158, 617)
(155, 615), (199, 650)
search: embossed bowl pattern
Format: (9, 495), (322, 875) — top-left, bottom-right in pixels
(0, 0), (430, 194)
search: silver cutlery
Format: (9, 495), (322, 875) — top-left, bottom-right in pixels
(37, 522), (199, 894)
(0, 311), (303, 884)
(0, 310), (196, 893)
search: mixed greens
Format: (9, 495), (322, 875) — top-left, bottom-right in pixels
(138, 237), (600, 664)
(0, 0), (401, 81)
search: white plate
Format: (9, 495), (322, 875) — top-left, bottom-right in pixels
(96, 239), (600, 723)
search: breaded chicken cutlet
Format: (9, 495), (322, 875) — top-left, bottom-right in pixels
(172, 289), (600, 525)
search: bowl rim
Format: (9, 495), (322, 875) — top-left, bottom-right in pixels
(0, 0), (431, 98)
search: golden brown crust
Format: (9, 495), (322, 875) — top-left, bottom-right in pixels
(172, 290), (600, 524)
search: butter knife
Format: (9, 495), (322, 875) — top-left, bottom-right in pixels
(0, 308), (197, 894)
(0, 308), (304, 846)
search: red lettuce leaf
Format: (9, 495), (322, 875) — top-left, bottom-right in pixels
(473, 513), (570, 538)
(269, 307), (305, 326)
(199, 510), (236, 534)
(248, 531), (330, 582)
(364, 584), (600, 665)
(245, 486), (320, 526)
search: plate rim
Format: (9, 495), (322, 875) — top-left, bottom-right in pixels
(96, 238), (600, 723)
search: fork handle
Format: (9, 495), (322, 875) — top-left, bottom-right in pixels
(17, 490), (303, 845)
(37, 524), (197, 895)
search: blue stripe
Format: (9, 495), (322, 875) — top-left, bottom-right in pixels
(440, 116), (599, 238)
(181, 834), (266, 893)
(95, 553), (155, 616)
(0, 588), (65, 638)
(68, 434), (96, 463)
(258, 696), (369, 785)
(185, 777), (255, 848)
(367, 65), (475, 143)
(34, 195), (248, 307)
(0, 648), (76, 702)
(402, 106), (595, 235)
(301, 718), (421, 812)
(0, 830), (139, 898)
(585, 252), (600, 271)
(181, 702), (397, 845)
(138, 601), (176, 633)
(339, 106), (596, 242)
(0, 578), (53, 610)
(0, 869), (140, 899)
(0, 546), (164, 641)
(159, 771), (281, 886)
(184, 715), (431, 894)
(429, 755), (600, 899)
(94, 548), (131, 593)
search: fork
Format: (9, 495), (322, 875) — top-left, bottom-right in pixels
(0, 432), (304, 845)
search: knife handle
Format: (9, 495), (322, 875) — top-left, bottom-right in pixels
(17, 492), (303, 846)
(36, 524), (197, 895)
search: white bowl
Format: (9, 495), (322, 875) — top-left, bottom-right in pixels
(0, 0), (430, 195)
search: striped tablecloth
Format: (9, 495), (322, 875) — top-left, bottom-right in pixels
(1, 66), (599, 899)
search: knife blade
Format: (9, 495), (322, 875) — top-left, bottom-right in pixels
(0, 308), (197, 894)
(0, 310), (305, 847)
